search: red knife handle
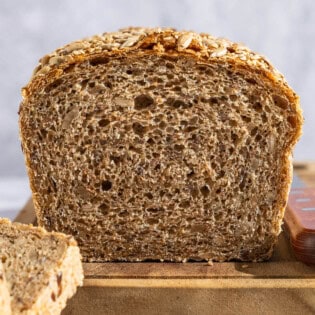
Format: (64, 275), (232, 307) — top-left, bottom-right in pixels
(284, 188), (315, 264)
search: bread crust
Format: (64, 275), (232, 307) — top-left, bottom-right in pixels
(19, 28), (303, 261)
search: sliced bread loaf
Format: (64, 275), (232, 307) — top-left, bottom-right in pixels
(0, 218), (83, 314)
(19, 27), (303, 262)
(0, 261), (11, 315)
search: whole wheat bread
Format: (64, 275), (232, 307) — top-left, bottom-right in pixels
(0, 260), (11, 315)
(19, 27), (303, 262)
(0, 218), (83, 314)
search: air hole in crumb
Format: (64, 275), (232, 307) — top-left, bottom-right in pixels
(214, 213), (223, 221)
(179, 200), (190, 208)
(154, 76), (164, 83)
(253, 102), (262, 112)
(166, 125), (175, 134)
(146, 207), (164, 213)
(174, 144), (185, 151)
(146, 218), (159, 225)
(185, 126), (197, 132)
(147, 138), (155, 145)
(229, 120), (238, 128)
(216, 170), (225, 179)
(118, 210), (128, 217)
(159, 121), (167, 129)
(231, 132), (239, 143)
(44, 78), (63, 93)
(187, 170), (195, 177)
(98, 203), (109, 214)
(154, 164), (161, 171)
(159, 191), (165, 197)
(63, 64), (75, 73)
(90, 57), (109, 66)
(79, 147), (86, 155)
(200, 185), (210, 197)
(261, 113), (268, 123)
(172, 86), (181, 92)
(166, 62), (175, 69)
(101, 180), (112, 191)
(241, 115), (251, 123)
(98, 119), (110, 127)
(39, 129), (47, 139)
(189, 116), (199, 124)
(240, 177), (246, 191)
(246, 78), (257, 84)
(250, 127), (258, 136)
(145, 192), (154, 199)
(134, 94), (154, 110)
(110, 155), (121, 164)
(167, 98), (192, 109)
(105, 81), (112, 89)
(229, 94), (237, 101)
(132, 122), (147, 135)
(209, 97), (219, 104)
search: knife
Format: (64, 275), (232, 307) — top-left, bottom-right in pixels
(284, 174), (315, 264)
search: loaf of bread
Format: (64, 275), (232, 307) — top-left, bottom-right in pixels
(0, 218), (83, 314)
(19, 27), (303, 262)
(0, 261), (11, 315)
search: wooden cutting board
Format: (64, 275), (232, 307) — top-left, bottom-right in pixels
(14, 162), (315, 315)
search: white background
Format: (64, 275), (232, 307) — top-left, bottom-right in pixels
(0, 0), (314, 217)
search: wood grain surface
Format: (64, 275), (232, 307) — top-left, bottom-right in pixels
(15, 162), (315, 315)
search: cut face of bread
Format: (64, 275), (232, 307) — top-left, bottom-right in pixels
(19, 28), (303, 262)
(0, 218), (83, 314)
(0, 261), (11, 315)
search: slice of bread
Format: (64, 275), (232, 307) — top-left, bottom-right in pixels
(0, 261), (11, 315)
(0, 218), (83, 314)
(19, 27), (303, 262)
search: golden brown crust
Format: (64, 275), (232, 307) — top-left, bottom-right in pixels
(21, 26), (302, 141)
(23, 27), (299, 101)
